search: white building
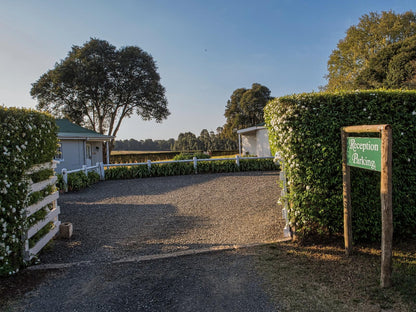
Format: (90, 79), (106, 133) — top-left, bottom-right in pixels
(55, 119), (114, 173)
(237, 123), (271, 157)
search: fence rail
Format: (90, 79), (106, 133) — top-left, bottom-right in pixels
(59, 155), (275, 192)
(24, 161), (60, 261)
(104, 155), (274, 169)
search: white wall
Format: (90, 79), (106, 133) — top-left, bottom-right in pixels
(241, 128), (271, 157)
(56, 140), (105, 173)
(256, 128), (272, 157)
(241, 133), (257, 156)
(56, 140), (85, 172)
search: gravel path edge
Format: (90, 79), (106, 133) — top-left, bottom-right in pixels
(27, 237), (292, 271)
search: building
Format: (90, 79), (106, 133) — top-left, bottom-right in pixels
(237, 123), (271, 157)
(55, 119), (114, 173)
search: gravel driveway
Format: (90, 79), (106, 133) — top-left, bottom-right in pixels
(4, 171), (286, 311)
(41, 171), (285, 265)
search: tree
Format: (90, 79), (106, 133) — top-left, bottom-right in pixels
(31, 38), (169, 144)
(325, 11), (416, 91)
(222, 83), (273, 140)
(173, 132), (200, 151)
(355, 35), (416, 89)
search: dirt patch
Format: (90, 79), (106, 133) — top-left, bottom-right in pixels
(256, 240), (416, 311)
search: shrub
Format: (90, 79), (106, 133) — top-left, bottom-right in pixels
(105, 165), (150, 180)
(58, 170), (101, 192)
(104, 158), (278, 180)
(265, 90), (416, 242)
(0, 107), (58, 276)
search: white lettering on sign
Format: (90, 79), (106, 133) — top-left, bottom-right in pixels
(351, 153), (377, 170)
(349, 138), (379, 153)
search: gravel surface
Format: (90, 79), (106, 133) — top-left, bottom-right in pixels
(40, 171), (285, 264)
(4, 171), (285, 311)
(9, 249), (280, 312)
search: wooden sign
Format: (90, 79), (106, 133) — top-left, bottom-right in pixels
(341, 125), (393, 288)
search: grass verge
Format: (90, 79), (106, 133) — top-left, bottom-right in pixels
(256, 238), (416, 312)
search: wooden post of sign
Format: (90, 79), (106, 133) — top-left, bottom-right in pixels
(341, 129), (352, 256)
(380, 125), (393, 288)
(341, 124), (393, 288)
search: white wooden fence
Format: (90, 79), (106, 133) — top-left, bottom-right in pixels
(104, 155), (274, 171)
(59, 156), (277, 193)
(24, 161), (60, 261)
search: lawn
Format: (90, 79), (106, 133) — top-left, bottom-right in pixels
(256, 238), (416, 311)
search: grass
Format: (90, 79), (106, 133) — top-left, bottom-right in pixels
(256, 238), (416, 312)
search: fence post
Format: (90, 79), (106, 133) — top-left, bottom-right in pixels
(62, 168), (68, 192)
(235, 155), (240, 167)
(99, 162), (105, 180)
(82, 165), (87, 176)
(193, 157), (198, 173)
(147, 159), (152, 173)
(275, 152), (291, 238)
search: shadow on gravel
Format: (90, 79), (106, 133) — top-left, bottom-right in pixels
(40, 203), (210, 264)
(3, 249), (277, 312)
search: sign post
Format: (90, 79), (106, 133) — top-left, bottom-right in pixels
(341, 124), (393, 288)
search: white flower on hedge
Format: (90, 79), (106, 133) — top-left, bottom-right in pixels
(408, 158), (411, 162)
(412, 111), (416, 116)
(363, 108), (367, 112)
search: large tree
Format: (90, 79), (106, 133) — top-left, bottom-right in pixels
(31, 38), (169, 141)
(325, 10), (416, 91)
(354, 35), (416, 89)
(222, 83), (273, 140)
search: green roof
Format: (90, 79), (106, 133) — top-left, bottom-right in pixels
(56, 119), (114, 141)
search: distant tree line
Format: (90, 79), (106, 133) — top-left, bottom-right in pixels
(114, 138), (175, 151)
(114, 128), (237, 152)
(173, 128), (237, 151)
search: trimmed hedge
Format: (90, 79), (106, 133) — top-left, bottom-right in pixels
(56, 171), (100, 192)
(265, 90), (416, 242)
(0, 107), (58, 276)
(105, 158), (279, 180)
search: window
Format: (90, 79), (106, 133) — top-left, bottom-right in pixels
(54, 143), (63, 160)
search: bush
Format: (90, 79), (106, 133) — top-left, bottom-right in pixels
(265, 90), (416, 242)
(57, 170), (101, 192)
(105, 165), (150, 180)
(104, 158), (278, 180)
(0, 107), (58, 276)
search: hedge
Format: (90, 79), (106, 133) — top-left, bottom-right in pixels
(264, 90), (416, 242)
(105, 158), (279, 180)
(56, 171), (100, 192)
(0, 107), (58, 276)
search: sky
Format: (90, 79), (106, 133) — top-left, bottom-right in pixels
(1, 0), (414, 140)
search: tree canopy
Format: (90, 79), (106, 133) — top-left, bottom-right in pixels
(325, 10), (416, 91)
(222, 83), (273, 139)
(354, 35), (416, 89)
(31, 38), (169, 140)
(173, 129), (237, 151)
